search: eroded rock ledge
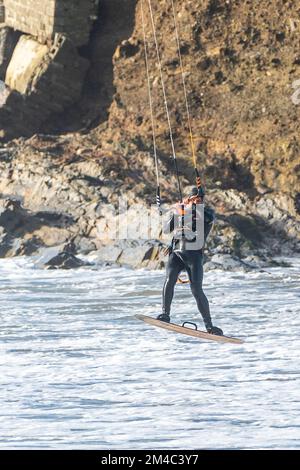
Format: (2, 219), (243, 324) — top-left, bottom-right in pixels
(0, 0), (98, 140)
(0, 135), (299, 271)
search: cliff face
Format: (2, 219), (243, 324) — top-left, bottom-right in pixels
(0, 135), (298, 270)
(0, 0), (299, 268)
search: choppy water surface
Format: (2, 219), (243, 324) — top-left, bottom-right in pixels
(0, 255), (299, 449)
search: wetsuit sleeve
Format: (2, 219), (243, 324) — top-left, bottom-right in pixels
(163, 212), (175, 234)
(204, 206), (215, 241)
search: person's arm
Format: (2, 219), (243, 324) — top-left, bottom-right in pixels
(163, 212), (175, 234)
(204, 206), (215, 241)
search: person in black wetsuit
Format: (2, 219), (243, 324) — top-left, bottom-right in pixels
(157, 187), (223, 336)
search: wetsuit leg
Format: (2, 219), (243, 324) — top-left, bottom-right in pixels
(182, 251), (213, 330)
(162, 253), (184, 315)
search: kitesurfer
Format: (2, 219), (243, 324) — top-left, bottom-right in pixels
(157, 188), (223, 336)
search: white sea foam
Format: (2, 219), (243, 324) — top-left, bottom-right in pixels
(0, 256), (299, 449)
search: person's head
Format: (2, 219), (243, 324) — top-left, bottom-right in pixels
(190, 187), (199, 197)
(183, 186), (205, 205)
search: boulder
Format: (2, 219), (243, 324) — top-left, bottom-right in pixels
(0, 198), (24, 232)
(0, 197), (77, 257)
(5, 35), (49, 94)
(0, 234), (31, 257)
(117, 243), (159, 268)
(90, 245), (123, 265)
(32, 242), (76, 267)
(45, 251), (91, 270)
(73, 236), (97, 254)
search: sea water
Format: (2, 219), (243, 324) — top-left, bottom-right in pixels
(0, 255), (299, 449)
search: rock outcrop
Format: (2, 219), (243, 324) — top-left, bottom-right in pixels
(0, 1), (299, 269)
(0, 0), (98, 139)
(45, 251), (91, 270)
(105, 0), (300, 205)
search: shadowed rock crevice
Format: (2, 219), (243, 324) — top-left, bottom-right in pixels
(46, 0), (138, 133)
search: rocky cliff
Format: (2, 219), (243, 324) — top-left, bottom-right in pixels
(107, 0), (300, 201)
(0, 0), (299, 269)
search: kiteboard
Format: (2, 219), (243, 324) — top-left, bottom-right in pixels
(135, 314), (244, 344)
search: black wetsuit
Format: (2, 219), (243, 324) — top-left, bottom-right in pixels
(162, 206), (215, 330)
